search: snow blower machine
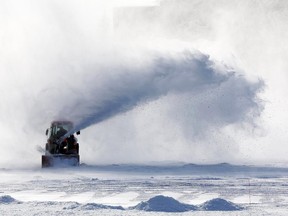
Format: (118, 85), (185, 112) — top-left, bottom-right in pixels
(42, 121), (81, 168)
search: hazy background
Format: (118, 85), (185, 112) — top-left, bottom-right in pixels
(0, 0), (287, 167)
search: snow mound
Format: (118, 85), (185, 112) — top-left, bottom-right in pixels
(130, 196), (244, 212)
(130, 195), (197, 212)
(0, 195), (20, 204)
(198, 198), (244, 211)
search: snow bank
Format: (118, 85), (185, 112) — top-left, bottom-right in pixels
(130, 195), (197, 212)
(198, 198), (244, 211)
(0, 195), (21, 204)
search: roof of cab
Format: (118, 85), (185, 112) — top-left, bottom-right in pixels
(51, 120), (73, 126)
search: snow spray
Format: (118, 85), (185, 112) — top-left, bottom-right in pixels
(2, 0), (287, 167)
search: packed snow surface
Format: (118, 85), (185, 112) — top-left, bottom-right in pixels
(0, 163), (288, 215)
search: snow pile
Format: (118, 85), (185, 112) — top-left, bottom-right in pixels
(130, 196), (243, 212)
(0, 195), (21, 204)
(130, 195), (197, 212)
(198, 198), (244, 211)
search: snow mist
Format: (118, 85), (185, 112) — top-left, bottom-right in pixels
(1, 0), (286, 167)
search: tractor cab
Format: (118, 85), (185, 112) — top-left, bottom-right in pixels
(46, 121), (74, 141)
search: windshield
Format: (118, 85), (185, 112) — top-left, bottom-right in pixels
(49, 122), (73, 139)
